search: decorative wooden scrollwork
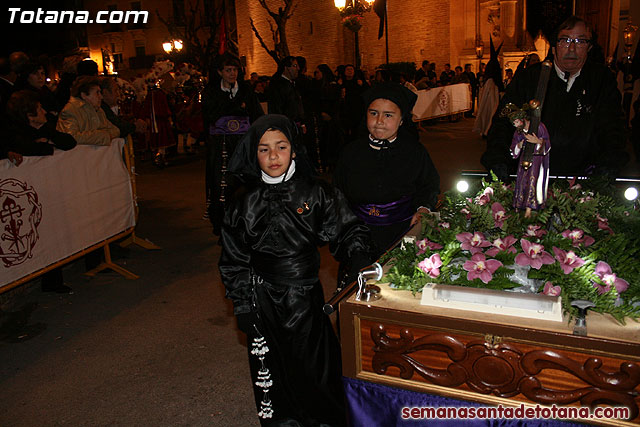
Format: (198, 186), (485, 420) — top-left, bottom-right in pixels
(368, 323), (639, 419)
(521, 350), (640, 390)
(370, 324), (467, 386)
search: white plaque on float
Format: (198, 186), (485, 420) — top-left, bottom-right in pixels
(420, 284), (563, 322)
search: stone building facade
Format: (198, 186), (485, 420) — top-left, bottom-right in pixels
(78, 0), (634, 80)
(235, 0), (547, 77)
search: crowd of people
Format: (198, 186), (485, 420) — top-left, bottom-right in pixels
(2, 13), (636, 427)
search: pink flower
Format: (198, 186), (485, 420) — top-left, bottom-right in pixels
(417, 253), (443, 278)
(578, 196), (593, 203)
(439, 222), (450, 229)
(515, 239), (555, 270)
(561, 229), (595, 247)
(491, 202), (509, 229)
(593, 261), (629, 294)
(485, 235), (518, 257)
(456, 232), (491, 254)
(460, 208), (471, 220)
(543, 281), (561, 296)
(416, 238), (443, 255)
(463, 253), (503, 284)
(552, 247), (585, 274)
(524, 224), (547, 239)
(475, 187), (493, 206)
(596, 215), (613, 235)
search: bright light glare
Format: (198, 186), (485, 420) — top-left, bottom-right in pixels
(334, 0), (346, 9)
(173, 40), (183, 51)
(624, 187), (638, 201)
(456, 180), (469, 193)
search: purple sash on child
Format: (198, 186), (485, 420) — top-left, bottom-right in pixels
(210, 115), (250, 135)
(351, 196), (413, 226)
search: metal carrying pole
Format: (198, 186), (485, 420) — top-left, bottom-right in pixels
(519, 60), (552, 169)
(323, 280), (359, 315)
(322, 224), (420, 315)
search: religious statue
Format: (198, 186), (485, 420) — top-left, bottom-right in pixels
(500, 102), (551, 218)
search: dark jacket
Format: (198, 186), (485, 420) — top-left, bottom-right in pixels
(483, 60), (628, 178)
(1, 119), (76, 159)
(101, 101), (135, 138)
(267, 75), (304, 122)
(201, 79), (263, 129)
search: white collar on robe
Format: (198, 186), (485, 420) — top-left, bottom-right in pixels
(261, 159), (296, 184)
(554, 62), (581, 92)
(220, 79), (239, 97)
(368, 134), (398, 150)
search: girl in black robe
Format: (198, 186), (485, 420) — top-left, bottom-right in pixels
(334, 83), (440, 259)
(219, 114), (373, 426)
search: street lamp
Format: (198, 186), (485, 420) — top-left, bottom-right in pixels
(334, 0), (374, 69)
(623, 20), (638, 60)
(163, 39), (184, 54)
(475, 37), (484, 59)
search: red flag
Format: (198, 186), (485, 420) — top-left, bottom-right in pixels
(218, 15), (227, 55)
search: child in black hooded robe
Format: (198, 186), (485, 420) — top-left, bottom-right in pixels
(334, 83), (440, 260)
(219, 114), (374, 426)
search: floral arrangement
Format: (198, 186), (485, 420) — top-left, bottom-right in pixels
(381, 176), (640, 323)
(341, 14), (364, 32)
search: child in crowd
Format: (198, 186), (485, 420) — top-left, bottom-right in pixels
(501, 102), (551, 217)
(334, 83), (440, 260)
(219, 114), (373, 426)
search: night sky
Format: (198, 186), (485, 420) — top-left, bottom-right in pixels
(2, 1), (88, 57)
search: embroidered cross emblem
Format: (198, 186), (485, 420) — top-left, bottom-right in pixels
(1, 196), (25, 252)
(1, 196), (24, 226)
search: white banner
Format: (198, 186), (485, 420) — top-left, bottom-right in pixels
(0, 140), (135, 287)
(412, 83), (472, 121)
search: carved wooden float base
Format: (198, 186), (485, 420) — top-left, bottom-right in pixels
(340, 302), (640, 426)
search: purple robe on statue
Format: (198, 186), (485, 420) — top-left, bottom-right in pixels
(510, 122), (551, 211)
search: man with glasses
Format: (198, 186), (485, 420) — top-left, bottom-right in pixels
(482, 15), (627, 181)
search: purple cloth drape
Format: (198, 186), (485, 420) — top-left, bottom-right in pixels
(210, 115), (250, 135)
(343, 376), (585, 427)
(351, 195), (414, 227)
